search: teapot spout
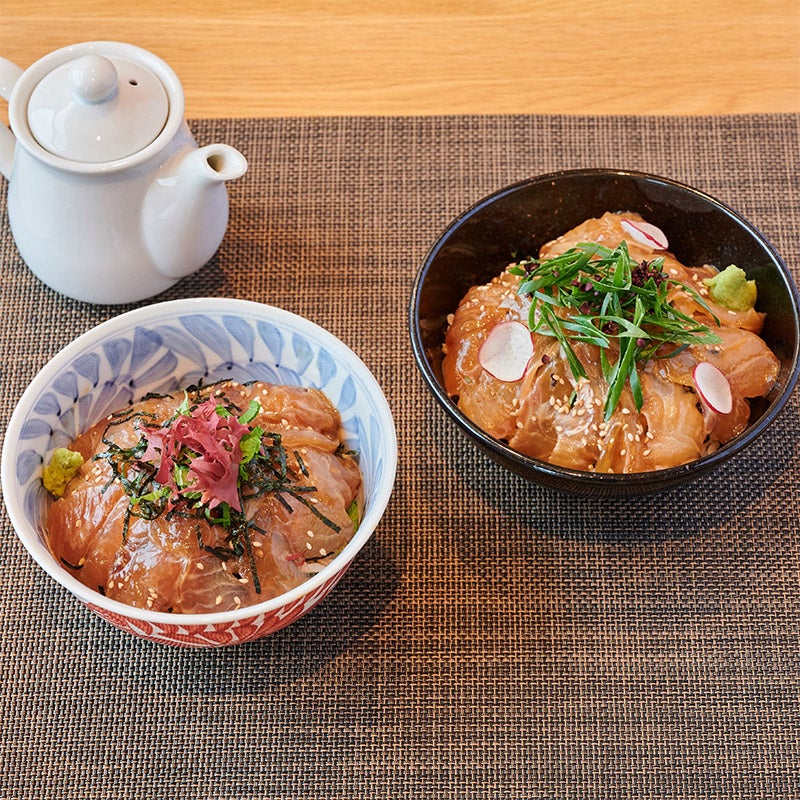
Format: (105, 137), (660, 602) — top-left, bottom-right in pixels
(142, 143), (248, 280)
(194, 143), (248, 184)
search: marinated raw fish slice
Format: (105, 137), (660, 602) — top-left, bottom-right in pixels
(248, 447), (360, 563)
(636, 371), (706, 468)
(109, 516), (307, 613)
(643, 326), (775, 446)
(697, 327), (780, 400)
(450, 373), (520, 444)
(46, 476), (128, 594)
(248, 383), (342, 440)
(656, 325), (780, 400)
(508, 339), (569, 459)
(443, 271), (529, 442)
(511, 339), (603, 465)
(168, 554), (263, 614)
(593, 415), (644, 474)
(544, 409), (600, 471)
(106, 515), (214, 612)
(693, 327), (778, 442)
(45, 380), (363, 612)
(540, 211), (672, 263)
(108, 517), (289, 613)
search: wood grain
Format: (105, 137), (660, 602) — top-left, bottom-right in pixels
(1, 0), (799, 119)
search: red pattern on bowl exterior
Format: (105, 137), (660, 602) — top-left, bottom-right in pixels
(87, 568), (348, 647)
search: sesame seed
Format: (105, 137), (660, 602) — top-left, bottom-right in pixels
(306, 542), (312, 550)
(320, 549), (327, 556)
(307, 530), (315, 538)
(215, 595), (223, 606)
(233, 597), (242, 607)
(197, 562), (204, 570)
(643, 449), (652, 456)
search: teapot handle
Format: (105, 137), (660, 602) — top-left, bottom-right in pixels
(0, 57), (23, 180)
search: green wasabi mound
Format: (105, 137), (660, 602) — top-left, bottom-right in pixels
(42, 448), (85, 498)
(703, 265), (757, 312)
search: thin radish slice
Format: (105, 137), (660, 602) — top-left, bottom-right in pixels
(478, 321), (534, 382)
(620, 218), (669, 250)
(693, 361), (733, 414)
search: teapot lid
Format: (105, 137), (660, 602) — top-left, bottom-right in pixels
(26, 53), (169, 163)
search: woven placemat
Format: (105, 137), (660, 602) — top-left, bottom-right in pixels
(1, 114), (799, 799)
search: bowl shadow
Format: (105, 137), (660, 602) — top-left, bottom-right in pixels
(71, 536), (400, 691)
(436, 397), (799, 545)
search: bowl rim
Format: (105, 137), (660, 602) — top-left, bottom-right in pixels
(409, 167), (800, 487)
(2, 297), (398, 625)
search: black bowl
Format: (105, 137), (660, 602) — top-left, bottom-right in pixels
(409, 169), (800, 496)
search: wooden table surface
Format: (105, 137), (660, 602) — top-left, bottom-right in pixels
(1, 0), (799, 119)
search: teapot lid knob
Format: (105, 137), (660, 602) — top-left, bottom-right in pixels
(70, 55), (118, 104)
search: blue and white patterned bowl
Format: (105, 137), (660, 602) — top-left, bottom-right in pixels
(2, 298), (397, 647)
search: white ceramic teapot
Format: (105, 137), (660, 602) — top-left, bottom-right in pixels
(0, 41), (248, 304)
